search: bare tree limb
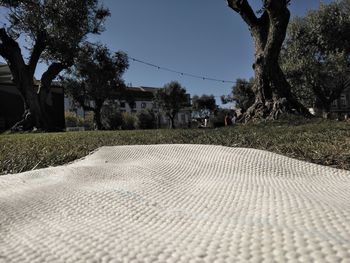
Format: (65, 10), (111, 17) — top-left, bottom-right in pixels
(227, 0), (258, 28)
(28, 32), (47, 76)
(40, 62), (70, 89)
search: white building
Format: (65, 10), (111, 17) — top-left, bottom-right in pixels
(65, 86), (192, 128)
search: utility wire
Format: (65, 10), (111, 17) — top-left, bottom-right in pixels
(129, 57), (236, 84)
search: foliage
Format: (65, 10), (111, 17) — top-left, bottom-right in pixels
(62, 43), (129, 129)
(101, 102), (123, 130)
(65, 111), (94, 129)
(192, 94), (216, 111)
(0, 0), (109, 64)
(1, 119), (349, 175)
(65, 111), (81, 127)
(121, 112), (137, 130)
(281, 0), (350, 114)
(192, 94), (217, 118)
(210, 110), (226, 128)
(154, 81), (188, 129)
(221, 78), (255, 113)
(83, 111), (94, 130)
(137, 110), (156, 129)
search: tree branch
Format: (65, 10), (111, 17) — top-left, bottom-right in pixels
(28, 32), (47, 76)
(263, 1), (290, 60)
(0, 27), (27, 85)
(0, 27), (24, 63)
(40, 62), (70, 89)
(227, 0), (258, 28)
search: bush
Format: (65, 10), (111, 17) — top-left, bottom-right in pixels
(65, 111), (82, 127)
(83, 112), (94, 130)
(210, 111), (226, 128)
(101, 103), (123, 130)
(137, 110), (156, 129)
(121, 112), (137, 130)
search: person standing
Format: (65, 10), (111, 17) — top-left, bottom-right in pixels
(231, 112), (237, 125)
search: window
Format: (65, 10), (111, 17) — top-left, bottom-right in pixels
(129, 102), (136, 109)
(141, 102), (146, 109)
(331, 99), (338, 108)
(340, 95), (347, 108)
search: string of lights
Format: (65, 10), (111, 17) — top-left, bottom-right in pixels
(129, 56), (236, 84)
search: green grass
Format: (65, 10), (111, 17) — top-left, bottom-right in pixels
(1, 119), (349, 175)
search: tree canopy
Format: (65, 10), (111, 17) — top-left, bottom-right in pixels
(192, 94), (217, 118)
(221, 78), (255, 113)
(62, 43), (129, 130)
(281, 0), (350, 116)
(154, 81), (188, 129)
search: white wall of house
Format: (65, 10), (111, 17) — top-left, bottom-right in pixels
(64, 96), (192, 128)
(118, 100), (154, 113)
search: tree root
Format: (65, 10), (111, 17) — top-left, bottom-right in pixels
(243, 97), (312, 123)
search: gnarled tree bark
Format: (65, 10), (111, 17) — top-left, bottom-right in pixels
(0, 28), (44, 130)
(39, 62), (71, 131)
(227, 0), (311, 121)
(1, 28), (68, 131)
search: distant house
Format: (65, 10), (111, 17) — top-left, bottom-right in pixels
(0, 64), (65, 131)
(65, 86), (192, 128)
(330, 85), (350, 119)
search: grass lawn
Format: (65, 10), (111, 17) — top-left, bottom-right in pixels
(0, 119), (349, 175)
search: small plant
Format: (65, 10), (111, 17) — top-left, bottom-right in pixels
(122, 112), (137, 130)
(65, 111), (81, 127)
(101, 103), (123, 130)
(83, 112), (94, 130)
(137, 110), (156, 129)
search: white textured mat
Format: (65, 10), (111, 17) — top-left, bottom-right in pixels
(1, 144), (350, 263)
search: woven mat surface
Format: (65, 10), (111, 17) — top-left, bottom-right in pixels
(1, 144), (350, 262)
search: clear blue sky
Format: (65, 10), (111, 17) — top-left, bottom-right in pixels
(1, 0), (333, 106)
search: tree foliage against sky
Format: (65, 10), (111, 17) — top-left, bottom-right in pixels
(281, 0), (350, 115)
(222, 78), (255, 113)
(62, 43), (128, 130)
(154, 81), (188, 129)
(0, 0), (110, 130)
(192, 94), (216, 118)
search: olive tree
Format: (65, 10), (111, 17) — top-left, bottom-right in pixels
(281, 0), (350, 117)
(226, 0), (310, 121)
(155, 81), (188, 129)
(62, 43), (128, 130)
(0, 0), (110, 130)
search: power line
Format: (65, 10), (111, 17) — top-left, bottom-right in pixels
(129, 56), (236, 84)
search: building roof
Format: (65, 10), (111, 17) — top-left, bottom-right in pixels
(126, 86), (160, 93)
(124, 86), (160, 101)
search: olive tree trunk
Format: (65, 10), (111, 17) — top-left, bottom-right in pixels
(167, 114), (176, 129)
(1, 28), (68, 131)
(227, 0), (310, 121)
(0, 28), (45, 130)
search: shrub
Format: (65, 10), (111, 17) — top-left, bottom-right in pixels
(137, 110), (156, 129)
(210, 111), (226, 128)
(121, 112), (137, 130)
(65, 111), (81, 127)
(83, 112), (94, 130)
(101, 103), (123, 130)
